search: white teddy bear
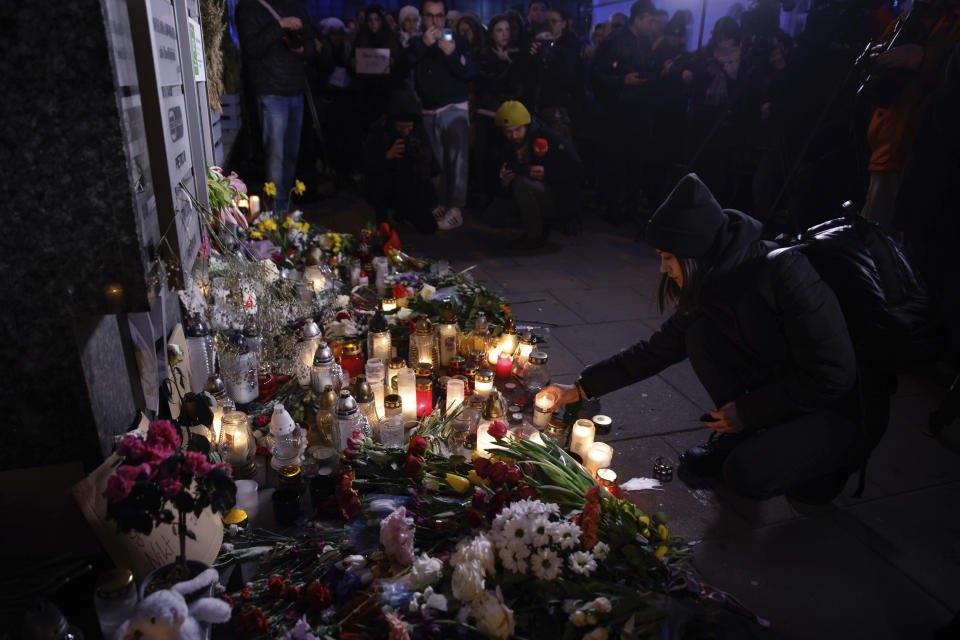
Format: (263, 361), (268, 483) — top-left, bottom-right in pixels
(114, 568), (231, 640)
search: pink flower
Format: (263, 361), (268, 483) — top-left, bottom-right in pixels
(159, 477), (183, 498)
(115, 435), (147, 462)
(117, 463), (153, 483)
(104, 474), (133, 500)
(183, 451), (212, 477)
(380, 506), (415, 567)
(147, 420), (181, 451)
(385, 611), (410, 640)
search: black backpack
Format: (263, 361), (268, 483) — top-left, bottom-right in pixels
(764, 214), (942, 373)
(762, 214), (943, 495)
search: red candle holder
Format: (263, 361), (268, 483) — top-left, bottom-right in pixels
(496, 353), (513, 379)
(416, 377), (433, 418)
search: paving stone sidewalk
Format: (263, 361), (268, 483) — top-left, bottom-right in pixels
(306, 194), (960, 639)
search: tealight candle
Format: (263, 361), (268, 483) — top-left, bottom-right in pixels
(446, 377), (465, 415)
(569, 419), (595, 458)
(592, 414), (612, 435)
(533, 390), (556, 428)
(597, 468), (619, 497)
(496, 352), (513, 379)
(585, 442), (614, 476)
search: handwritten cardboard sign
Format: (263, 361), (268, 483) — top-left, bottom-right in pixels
(72, 449), (223, 582)
(356, 47), (390, 75)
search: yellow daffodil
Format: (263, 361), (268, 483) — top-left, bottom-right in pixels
(293, 179), (306, 196)
(642, 528), (651, 539)
(657, 524), (669, 539)
(283, 216), (293, 229)
(638, 515), (650, 526)
(250, 230), (263, 240)
(301, 222), (310, 232)
(264, 182), (277, 196)
(259, 218), (278, 233)
(655, 545), (668, 559)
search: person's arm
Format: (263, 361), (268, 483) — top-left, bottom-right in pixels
(578, 311), (695, 398)
(443, 35), (477, 80)
(236, 0), (284, 60)
(591, 37), (625, 96)
(735, 252), (857, 429)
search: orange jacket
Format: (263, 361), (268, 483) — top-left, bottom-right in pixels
(867, 4), (960, 172)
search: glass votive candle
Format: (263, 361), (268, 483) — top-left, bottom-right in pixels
(463, 364), (479, 394)
(447, 355), (465, 378)
(585, 442), (614, 476)
(381, 297), (398, 312)
(486, 347), (500, 367)
(445, 377), (465, 415)
(496, 352), (513, 379)
(532, 389), (556, 428)
(592, 414), (612, 435)
(570, 419), (596, 458)
(597, 468), (619, 497)
(379, 414), (405, 448)
(416, 376), (433, 418)
(474, 370), (494, 397)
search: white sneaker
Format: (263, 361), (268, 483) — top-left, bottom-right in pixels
(437, 207), (464, 230)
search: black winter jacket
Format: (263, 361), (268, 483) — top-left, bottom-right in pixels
(404, 34), (477, 109)
(590, 27), (658, 110)
(579, 209), (858, 430)
(236, 0), (316, 96)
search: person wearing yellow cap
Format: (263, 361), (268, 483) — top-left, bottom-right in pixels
(482, 100), (582, 252)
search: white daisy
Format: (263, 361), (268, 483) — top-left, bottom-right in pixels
(553, 521), (582, 550)
(529, 516), (551, 548)
(592, 541), (611, 561)
(529, 548), (562, 581)
(568, 550), (597, 576)
(502, 514), (533, 548)
(499, 545), (528, 573)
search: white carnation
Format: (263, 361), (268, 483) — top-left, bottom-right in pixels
(451, 562), (485, 603)
(409, 553), (444, 590)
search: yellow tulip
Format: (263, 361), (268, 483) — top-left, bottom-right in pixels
(658, 524), (669, 539)
(445, 473), (471, 494)
(638, 515), (650, 526)
(642, 528), (650, 538)
(468, 470), (489, 486)
(655, 545), (668, 559)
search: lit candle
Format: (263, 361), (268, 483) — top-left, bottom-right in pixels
(366, 358), (386, 389)
(597, 468), (619, 497)
(533, 390), (556, 428)
(249, 195), (261, 216)
(446, 377), (465, 415)
(570, 419), (595, 458)
(516, 333), (535, 369)
(382, 297), (398, 312)
(474, 370), (494, 397)
(487, 347), (500, 367)
(476, 422), (496, 457)
(397, 368), (417, 422)
(369, 379), (385, 419)
(496, 352), (513, 379)
(585, 442), (614, 476)
(416, 376), (433, 418)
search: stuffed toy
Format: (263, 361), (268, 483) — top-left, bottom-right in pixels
(115, 568), (231, 640)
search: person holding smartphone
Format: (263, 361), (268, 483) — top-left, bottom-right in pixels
(542, 174), (876, 504)
(403, 0), (477, 230)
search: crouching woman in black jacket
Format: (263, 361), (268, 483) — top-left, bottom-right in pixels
(544, 174), (862, 502)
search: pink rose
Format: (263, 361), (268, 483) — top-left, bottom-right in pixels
(379, 506), (415, 567)
(115, 435), (147, 462)
(104, 474), (133, 501)
(158, 477), (184, 498)
(147, 420), (181, 451)
(117, 463), (153, 483)
(183, 451), (212, 477)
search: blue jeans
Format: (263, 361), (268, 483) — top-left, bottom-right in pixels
(422, 105), (469, 209)
(258, 94), (304, 211)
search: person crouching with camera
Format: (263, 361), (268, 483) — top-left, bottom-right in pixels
(482, 100), (583, 252)
(362, 90), (441, 234)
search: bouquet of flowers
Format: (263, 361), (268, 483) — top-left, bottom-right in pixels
(105, 420), (237, 591)
(207, 166), (249, 229)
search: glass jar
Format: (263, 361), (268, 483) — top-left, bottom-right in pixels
(416, 376), (433, 418)
(384, 393), (403, 420)
(367, 309), (392, 363)
(379, 414), (405, 448)
(522, 351), (550, 392)
(436, 300), (460, 366)
(184, 316), (213, 394)
(352, 376), (379, 436)
(409, 317), (440, 368)
(463, 363), (479, 394)
(94, 568), (137, 640)
(311, 341), (342, 396)
(474, 370), (494, 397)
(222, 332), (258, 407)
(446, 355), (466, 378)
(340, 341), (366, 385)
(311, 385), (340, 449)
(336, 390), (371, 451)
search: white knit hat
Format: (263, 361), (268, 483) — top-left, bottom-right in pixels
(398, 5), (419, 24)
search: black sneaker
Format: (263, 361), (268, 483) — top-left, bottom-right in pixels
(678, 432), (745, 477)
